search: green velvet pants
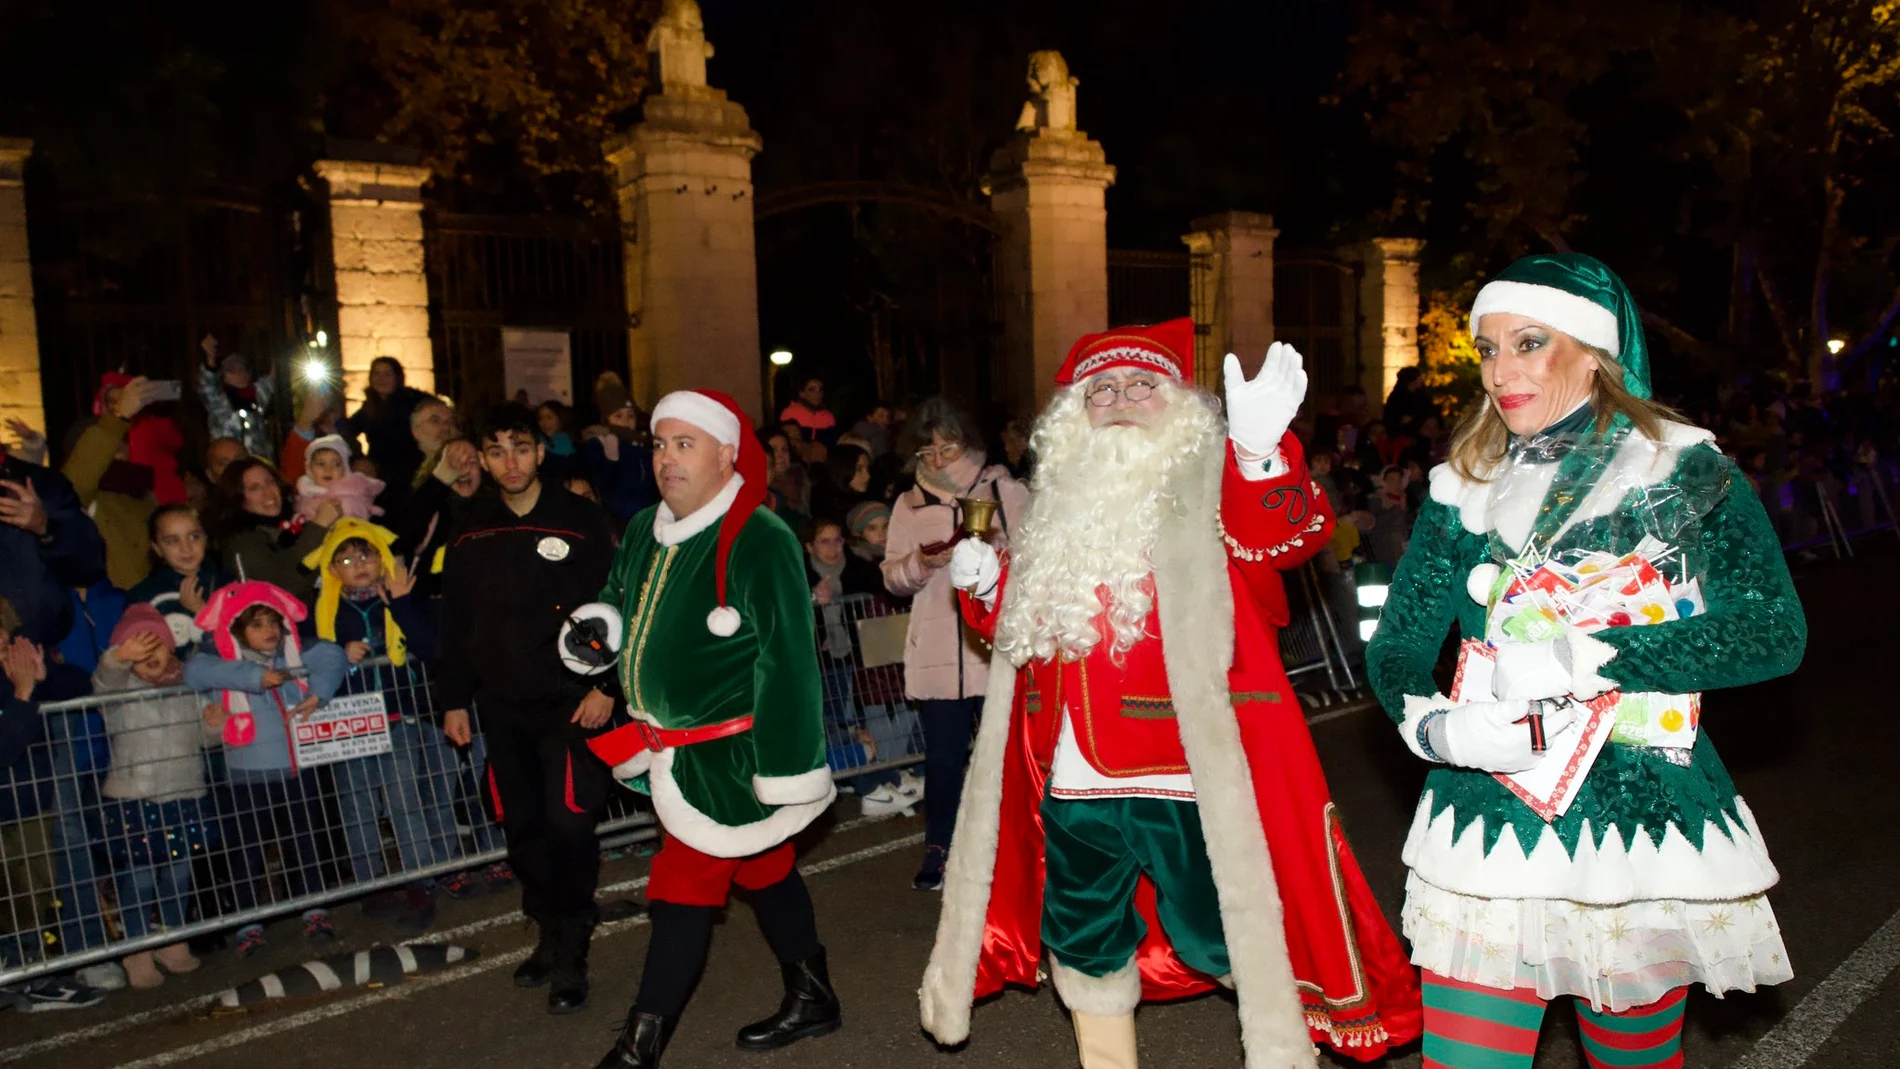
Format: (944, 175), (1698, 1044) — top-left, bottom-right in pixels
(1039, 793), (1229, 979)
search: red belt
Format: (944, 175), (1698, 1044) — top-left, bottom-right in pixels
(629, 715), (755, 752)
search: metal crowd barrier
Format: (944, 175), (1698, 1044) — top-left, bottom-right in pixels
(0, 596), (932, 990)
(1779, 460), (1900, 559)
(1280, 563), (1363, 705)
(815, 594), (927, 788)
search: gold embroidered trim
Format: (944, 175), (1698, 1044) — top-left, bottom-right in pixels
(624, 546), (677, 714)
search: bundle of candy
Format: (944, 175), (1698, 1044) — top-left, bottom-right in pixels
(1486, 536), (1703, 757)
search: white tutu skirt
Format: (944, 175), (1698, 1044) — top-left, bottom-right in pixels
(1402, 871), (1793, 1012)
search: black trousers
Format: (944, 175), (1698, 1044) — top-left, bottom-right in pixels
(479, 707), (611, 924)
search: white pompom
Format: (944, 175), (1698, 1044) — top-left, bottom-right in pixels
(706, 605), (741, 637)
(1467, 563), (1502, 605)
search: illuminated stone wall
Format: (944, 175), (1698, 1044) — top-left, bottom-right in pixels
(314, 160), (435, 400)
(0, 139), (42, 437)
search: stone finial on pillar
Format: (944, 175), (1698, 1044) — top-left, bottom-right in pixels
(313, 160), (435, 400)
(988, 50), (1116, 415)
(1354, 237), (1424, 408)
(1183, 211), (1279, 384)
(609, 0), (764, 418)
(0, 139), (43, 439)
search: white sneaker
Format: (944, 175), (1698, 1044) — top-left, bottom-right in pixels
(74, 962), (127, 992)
(859, 785), (915, 820)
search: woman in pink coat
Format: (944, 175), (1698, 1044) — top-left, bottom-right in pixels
(882, 398), (1028, 891)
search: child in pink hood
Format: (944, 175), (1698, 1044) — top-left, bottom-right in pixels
(295, 435), (384, 522)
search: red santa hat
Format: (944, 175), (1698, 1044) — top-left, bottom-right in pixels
(649, 389), (769, 637)
(1053, 317), (1195, 386)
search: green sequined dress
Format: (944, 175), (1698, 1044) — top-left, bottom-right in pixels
(1366, 418), (1807, 1009)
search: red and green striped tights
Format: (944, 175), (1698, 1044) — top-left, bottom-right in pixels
(1423, 972), (1689, 1069)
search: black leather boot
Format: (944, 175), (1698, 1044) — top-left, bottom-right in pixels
(593, 1011), (674, 1069)
(547, 918), (594, 1015)
(513, 919), (558, 988)
(734, 947), (842, 1051)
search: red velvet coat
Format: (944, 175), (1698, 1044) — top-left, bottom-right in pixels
(960, 436), (1422, 1059)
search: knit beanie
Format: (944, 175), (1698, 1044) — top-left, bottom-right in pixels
(110, 604), (174, 651)
(846, 500), (890, 539)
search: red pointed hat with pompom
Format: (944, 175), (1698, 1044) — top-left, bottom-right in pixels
(649, 388), (768, 636)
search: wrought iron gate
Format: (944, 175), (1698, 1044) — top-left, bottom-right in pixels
(425, 213), (630, 418)
(29, 191), (298, 453)
(1273, 255), (1361, 403)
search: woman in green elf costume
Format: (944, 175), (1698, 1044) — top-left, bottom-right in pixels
(1367, 252), (1806, 1069)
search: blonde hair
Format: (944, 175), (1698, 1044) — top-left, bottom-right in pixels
(1447, 344), (1686, 482)
(0, 597), (17, 640)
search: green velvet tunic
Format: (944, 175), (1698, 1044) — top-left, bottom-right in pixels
(601, 504), (829, 839)
(1368, 431), (1807, 892)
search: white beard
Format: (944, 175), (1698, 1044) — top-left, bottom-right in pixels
(995, 382), (1225, 664)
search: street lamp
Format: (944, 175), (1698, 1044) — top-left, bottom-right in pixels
(1827, 338), (1846, 355)
(769, 349), (794, 367)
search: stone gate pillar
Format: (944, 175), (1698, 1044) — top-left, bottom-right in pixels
(1354, 237), (1424, 408)
(313, 160), (436, 399)
(0, 139), (43, 436)
(608, 0), (763, 418)
(988, 51), (1115, 414)
(1183, 211), (1278, 381)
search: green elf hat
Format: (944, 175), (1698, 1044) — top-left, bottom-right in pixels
(1467, 252), (1653, 401)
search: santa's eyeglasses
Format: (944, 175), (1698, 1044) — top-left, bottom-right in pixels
(1084, 379), (1157, 407)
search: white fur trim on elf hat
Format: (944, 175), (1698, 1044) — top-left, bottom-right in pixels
(652, 391), (741, 447)
(1469, 280), (1621, 357)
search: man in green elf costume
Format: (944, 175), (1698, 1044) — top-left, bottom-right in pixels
(572, 388), (838, 1069)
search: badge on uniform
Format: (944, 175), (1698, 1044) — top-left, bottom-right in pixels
(537, 536), (571, 562)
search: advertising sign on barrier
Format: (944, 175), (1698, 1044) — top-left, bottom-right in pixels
(292, 692), (393, 768)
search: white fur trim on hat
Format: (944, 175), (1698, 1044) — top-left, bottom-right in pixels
(652, 391), (741, 447)
(1469, 280), (1621, 356)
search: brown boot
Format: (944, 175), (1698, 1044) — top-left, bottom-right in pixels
(153, 942), (201, 975)
(1071, 1011), (1138, 1069)
(122, 951), (164, 989)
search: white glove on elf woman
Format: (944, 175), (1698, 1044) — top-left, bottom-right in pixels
(949, 539), (1001, 608)
(1423, 700), (1580, 774)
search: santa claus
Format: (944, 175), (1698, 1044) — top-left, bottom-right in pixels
(918, 319), (1421, 1068)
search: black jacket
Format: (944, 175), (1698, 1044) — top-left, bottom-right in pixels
(0, 453), (107, 645)
(434, 482), (615, 719)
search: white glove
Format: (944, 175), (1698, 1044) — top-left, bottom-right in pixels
(1431, 700), (1579, 774)
(948, 539), (1001, 607)
(1492, 633), (1618, 701)
(1222, 343), (1307, 460)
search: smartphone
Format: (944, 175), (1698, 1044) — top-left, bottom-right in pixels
(148, 380), (184, 402)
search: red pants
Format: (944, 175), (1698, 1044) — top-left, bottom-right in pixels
(646, 833), (796, 907)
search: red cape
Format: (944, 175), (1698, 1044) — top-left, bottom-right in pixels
(962, 440), (1422, 1059)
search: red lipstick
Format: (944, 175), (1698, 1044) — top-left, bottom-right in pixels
(1496, 393), (1535, 411)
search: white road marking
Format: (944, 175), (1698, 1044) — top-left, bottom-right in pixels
(77, 833), (923, 1069)
(1732, 905), (1900, 1069)
(0, 813), (903, 1065)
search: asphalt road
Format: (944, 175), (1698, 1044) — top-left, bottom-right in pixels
(1, 546), (1892, 1068)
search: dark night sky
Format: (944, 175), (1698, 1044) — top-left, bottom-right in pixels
(701, 0), (1378, 251)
